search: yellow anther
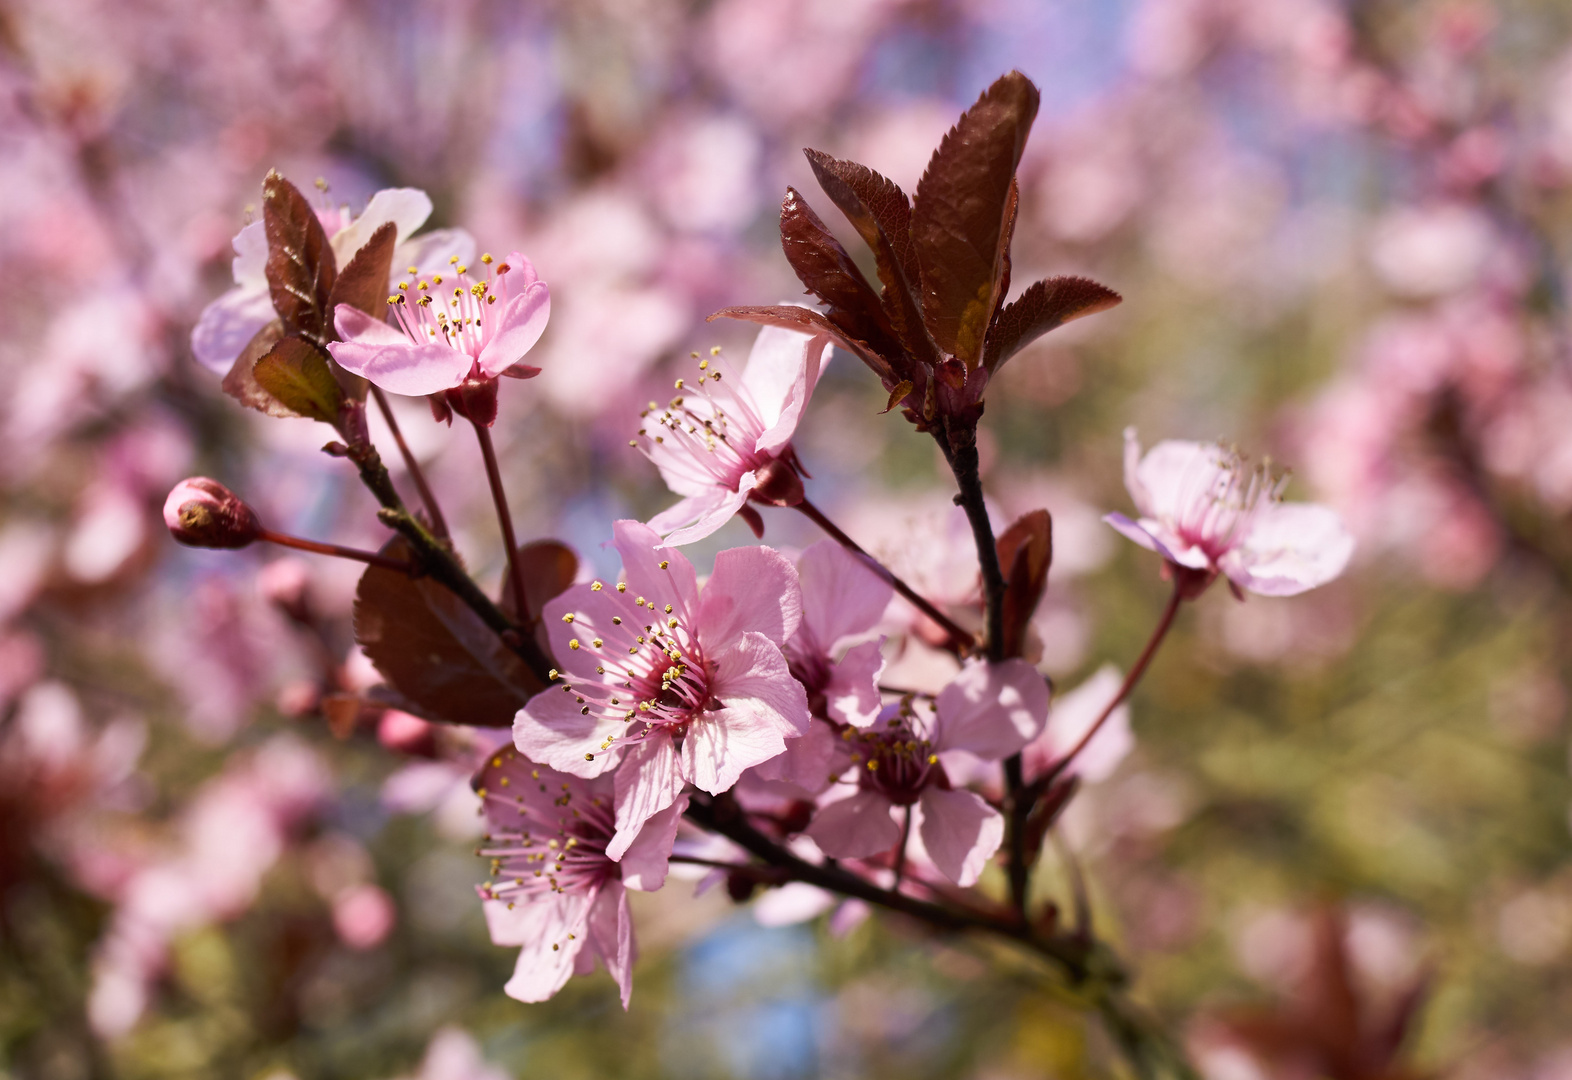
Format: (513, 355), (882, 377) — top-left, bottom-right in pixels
(449, 255), (460, 265)
(592, 638), (603, 648)
(659, 561), (670, 570)
(562, 613), (575, 623)
(481, 253), (493, 263)
(592, 581), (604, 591)
(569, 639), (581, 650)
(617, 583), (627, 593)
(710, 346), (722, 355)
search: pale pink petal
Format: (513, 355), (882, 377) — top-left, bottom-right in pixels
(699, 545), (802, 650)
(512, 695), (625, 779)
(1104, 512), (1177, 562)
(231, 221), (269, 289)
(609, 733), (684, 860)
(917, 787), (1003, 886)
(753, 882), (836, 926)
(330, 188), (433, 263)
(1121, 427), (1148, 513)
(796, 540), (893, 648)
(805, 790), (901, 859)
(934, 658), (1048, 759)
(823, 639), (886, 728)
(612, 520), (698, 618)
(749, 716), (836, 794)
(493, 250), (542, 291)
(191, 288), (275, 375)
(1133, 437), (1224, 524)
(586, 881), (636, 1009)
(744, 328), (832, 456)
(498, 892), (592, 1003)
(1026, 664), (1132, 784)
(476, 281), (551, 378)
(1220, 502), (1354, 596)
(328, 309), (472, 396)
(620, 793), (688, 891)
(685, 631), (810, 794)
(652, 478), (756, 547)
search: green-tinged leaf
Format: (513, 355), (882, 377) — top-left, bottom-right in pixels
(499, 540), (580, 656)
(354, 539), (543, 728)
(804, 148), (936, 365)
(709, 305), (895, 383)
(996, 509), (1051, 660)
(982, 276), (1122, 372)
(253, 336), (344, 423)
(779, 187), (900, 354)
(911, 71), (1039, 368)
(262, 171), (336, 340)
(882, 380), (914, 414)
(221, 319), (303, 418)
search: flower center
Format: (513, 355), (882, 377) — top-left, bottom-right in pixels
(847, 711), (942, 806)
(633, 349), (770, 490)
(385, 252), (512, 360)
(1172, 446), (1287, 560)
(477, 752), (618, 903)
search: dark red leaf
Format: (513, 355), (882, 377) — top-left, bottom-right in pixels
(802, 150), (936, 365)
(354, 539), (543, 727)
(221, 319), (301, 418)
(910, 71), (1040, 368)
(262, 171), (337, 341)
(499, 539), (579, 623)
(779, 187), (898, 353)
(252, 336), (344, 424)
(326, 220), (396, 320)
(709, 305), (896, 383)
(982, 276), (1122, 372)
(996, 509), (1051, 659)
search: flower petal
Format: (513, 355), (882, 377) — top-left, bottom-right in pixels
(805, 790), (901, 859)
(934, 658), (1048, 759)
(609, 732), (684, 860)
(917, 787), (1003, 886)
(586, 881), (636, 1009)
(191, 287), (276, 375)
(328, 307), (472, 396)
(620, 793), (687, 892)
(495, 891), (592, 1003)
(823, 639), (886, 728)
(746, 328), (832, 457)
(512, 693), (625, 779)
(699, 545), (802, 651)
(231, 221), (269, 289)
(330, 187), (433, 264)
(1221, 502), (1354, 596)
(395, 227), (476, 278)
(477, 281), (551, 378)
(796, 540), (893, 649)
(1024, 664), (1132, 784)
(685, 632), (810, 794)
(650, 479), (755, 548)
(612, 519), (699, 621)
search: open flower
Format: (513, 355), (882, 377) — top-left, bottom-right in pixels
(512, 520), (809, 858)
(1105, 428), (1354, 597)
(191, 187), (474, 375)
(328, 251), (550, 425)
(636, 325), (832, 546)
(805, 659), (1047, 886)
(474, 748), (683, 1008)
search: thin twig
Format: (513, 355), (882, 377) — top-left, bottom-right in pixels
(794, 497), (976, 652)
(472, 420), (531, 624)
(371, 385), (449, 538)
(256, 528), (415, 573)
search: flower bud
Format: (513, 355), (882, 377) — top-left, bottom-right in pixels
(162, 478), (261, 549)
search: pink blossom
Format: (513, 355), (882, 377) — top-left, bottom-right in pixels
(1106, 428), (1354, 597)
(784, 541), (891, 727)
(636, 326), (832, 546)
(512, 520), (809, 858)
(328, 250), (550, 417)
(806, 659), (1047, 886)
(474, 747), (684, 1008)
(191, 187), (474, 375)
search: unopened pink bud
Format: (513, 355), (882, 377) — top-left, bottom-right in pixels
(162, 478), (261, 549)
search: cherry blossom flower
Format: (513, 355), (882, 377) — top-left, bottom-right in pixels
(805, 659), (1048, 886)
(636, 325), (833, 546)
(474, 748), (683, 1008)
(1106, 428), (1355, 597)
(328, 251), (550, 424)
(191, 188), (474, 375)
(512, 520), (809, 858)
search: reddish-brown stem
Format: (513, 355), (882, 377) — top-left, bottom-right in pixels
(794, 497), (977, 653)
(256, 528), (415, 573)
(1056, 576), (1184, 774)
(372, 386), (449, 538)
(472, 420), (530, 624)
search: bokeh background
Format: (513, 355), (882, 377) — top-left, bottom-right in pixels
(4, 0), (1572, 1076)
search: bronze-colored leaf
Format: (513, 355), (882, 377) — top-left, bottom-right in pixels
(779, 187), (898, 353)
(882, 379), (914, 414)
(996, 509), (1051, 659)
(498, 539), (579, 634)
(253, 336), (344, 424)
(803, 149), (936, 367)
(354, 539), (543, 728)
(221, 319), (303, 418)
(981, 276), (1122, 372)
(327, 220), (397, 321)
(709, 305), (895, 383)
(911, 71), (1040, 368)
(262, 170), (337, 341)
